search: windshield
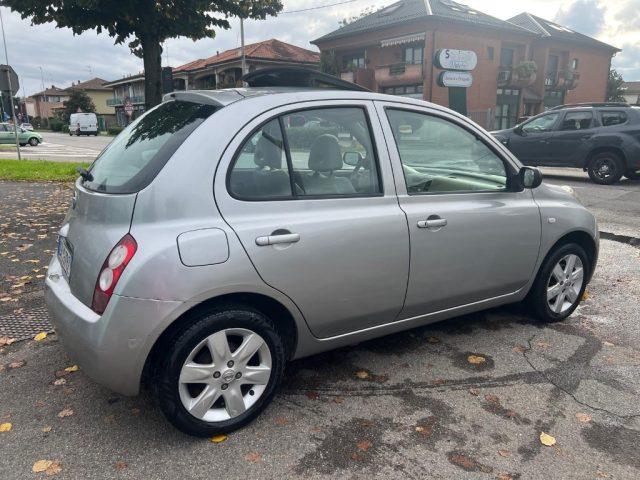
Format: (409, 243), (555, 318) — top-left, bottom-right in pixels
(83, 100), (218, 194)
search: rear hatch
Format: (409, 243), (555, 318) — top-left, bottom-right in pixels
(60, 99), (220, 307)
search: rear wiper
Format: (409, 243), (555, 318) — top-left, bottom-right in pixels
(77, 167), (93, 182)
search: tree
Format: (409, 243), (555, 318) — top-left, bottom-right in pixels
(2, 1), (283, 109)
(339, 6), (377, 27)
(61, 90), (96, 122)
(320, 50), (339, 76)
(606, 69), (626, 102)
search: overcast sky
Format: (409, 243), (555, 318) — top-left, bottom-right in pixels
(1, 0), (638, 98)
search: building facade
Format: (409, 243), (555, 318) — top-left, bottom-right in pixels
(623, 81), (640, 105)
(172, 39), (319, 90)
(103, 73), (146, 126)
(27, 86), (69, 120)
(64, 78), (117, 129)
(312, 0), (619, 130)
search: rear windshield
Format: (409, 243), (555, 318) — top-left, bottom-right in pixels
(83, 100), (218, 194)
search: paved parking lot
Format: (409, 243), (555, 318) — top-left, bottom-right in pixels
(0, 179), (639, 479)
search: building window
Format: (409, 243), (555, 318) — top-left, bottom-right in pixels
(381, 84), (424, 98)
(543, 90), (565, 109)
(500, 48), (514, 67)
(495, 88), (520, 130)
(571, 58), (579, 70)
(546, 54), (560, 86)
(343, 53), (365, 70)
(404, 45), (424, 65)
(487, 46), (494, 61)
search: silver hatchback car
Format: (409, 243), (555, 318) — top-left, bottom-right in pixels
(45, 81), (598, 436)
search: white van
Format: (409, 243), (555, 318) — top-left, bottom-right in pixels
(69, 112), (99, 136)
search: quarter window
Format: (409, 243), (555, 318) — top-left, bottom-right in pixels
(600, 111), (627, 127)
(228, 107), (381, 199)
(560, 111), (593, 131)
(386, 109), (508, 194)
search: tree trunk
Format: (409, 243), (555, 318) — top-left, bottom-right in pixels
(141, 35), (163, 110)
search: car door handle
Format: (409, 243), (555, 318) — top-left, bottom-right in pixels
(255, 233), (300, 246)
(417, 218), (447, 229)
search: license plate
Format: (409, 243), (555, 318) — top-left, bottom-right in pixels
(57, 236), (73, 280)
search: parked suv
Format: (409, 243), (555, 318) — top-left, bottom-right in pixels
(492, 103), (640, 184)
(45, 74), (598, 436)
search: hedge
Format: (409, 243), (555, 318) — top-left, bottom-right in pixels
(107, 126), (124, 135)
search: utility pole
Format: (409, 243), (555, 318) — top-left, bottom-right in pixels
(240, 17), (246, 79)
(39, 66), (45, 92)
(0, 8), (21, 160)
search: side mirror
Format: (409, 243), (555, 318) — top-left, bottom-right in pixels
(343, 151), (362, 166)
(514, 125), (525, 136)
(519, 166), (542, 189)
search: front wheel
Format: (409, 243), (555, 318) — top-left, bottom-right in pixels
(528, 243), (590, 322)
(155, 305), (285, 437)
(587, 152), (624, 185)
(28, 137), (39, 147)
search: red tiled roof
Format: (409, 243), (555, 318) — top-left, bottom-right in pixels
(67, 77), (111, 91)
(174, 39), (319, 73)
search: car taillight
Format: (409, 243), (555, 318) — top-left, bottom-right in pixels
(92, 234), (137, 314)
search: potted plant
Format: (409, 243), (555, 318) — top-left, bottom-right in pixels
(512, 60), (537, 85)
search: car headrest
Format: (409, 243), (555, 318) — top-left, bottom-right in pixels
(308, 134), (343, 172)
(254, 135), (283, 169)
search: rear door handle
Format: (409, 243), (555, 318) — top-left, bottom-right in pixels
(255, 233), (300, 246)
(417, 218), (447, 229)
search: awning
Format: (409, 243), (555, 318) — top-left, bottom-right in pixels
(381, 32), (426, 47)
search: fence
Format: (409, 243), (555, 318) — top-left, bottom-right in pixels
(467, 109), (494, 131)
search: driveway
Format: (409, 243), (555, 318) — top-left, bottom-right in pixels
(0, 180), (639, 479)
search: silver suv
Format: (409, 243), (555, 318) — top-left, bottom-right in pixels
(45, 86), (598, 436)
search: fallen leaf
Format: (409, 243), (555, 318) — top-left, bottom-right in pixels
(245, 452), (262, 463)
(333, 396), (344, 404)
(0, 422), (12, 432)
(8, 361), (25, 369)
(575, 412), (592, 423)
(536, 341), (551, 348)
(32, 460), (53, 473)
(603, 341), (614, 347)
(497, 474), (513, 480)
(540, 432), (556, 446)
(103, 414), (116, 424)
(582, 290), (590, 301)
(355, 370), (370, 379)
(415, 426), (425, 433)
(53, 378), (66, 386)
(350, 452), (362, 461)
(498, 449), (510, 457)
(33, 332), (47, 342)
(467, 354), (486, 364)
(596, 471), (609, 478)
(305, 391), (319, 400)
(427, 336), (440, 343)
(468, 388), (480, 396)
(45, 461), (62, 475)
(0, 337), (16, 346)
(42, 426), (52, 433)
(210, 434), (228, 443)
(357, 440), (373, 451)
(57, 408), (73, 418)
(114, 461), (128, 470)
(64, 365), (79, 372)
(512, 345), (526, 353)
(485, 394), (499, 404)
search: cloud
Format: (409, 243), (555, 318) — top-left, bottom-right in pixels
(554, 0), (606, 36)
(614, 0), (640, 32)
(612, 42), (640, 80)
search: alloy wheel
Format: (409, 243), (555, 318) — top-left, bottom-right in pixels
(546, 254), (584, 314)
(592, 157), (617, 182)
(178, 328), (272, 422)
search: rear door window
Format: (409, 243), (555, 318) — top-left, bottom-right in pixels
(83, 100), (218, 194)
(560, 111), (593, 131)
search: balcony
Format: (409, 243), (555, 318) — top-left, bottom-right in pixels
(497, 68), (537, 89)
(544, 70), (580, 90)
(375, 63), (423, 87)
(106, 95), (145, 107)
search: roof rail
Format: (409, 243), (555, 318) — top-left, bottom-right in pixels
(241, 67), (369, 92)
(550, 102), (630, 110)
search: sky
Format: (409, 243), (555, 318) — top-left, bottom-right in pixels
(1, 0), (638, 98)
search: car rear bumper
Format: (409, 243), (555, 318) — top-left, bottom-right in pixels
(44, 255), (183, 396)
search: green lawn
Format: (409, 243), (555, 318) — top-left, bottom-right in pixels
(0, 159), (90, 182)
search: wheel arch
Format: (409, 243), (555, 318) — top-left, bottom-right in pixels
(540, 230), (598, 283)
(143, 292), (299, 383)
(584, 146), (627, 170)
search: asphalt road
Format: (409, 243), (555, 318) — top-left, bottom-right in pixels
(0, 132), (112, 163)
(1, 181), (639, 479)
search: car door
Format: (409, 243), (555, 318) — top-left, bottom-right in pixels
(507, 112), (561, 165)
(550, 110), (595, 166)
(376, 102), (541, 319)
(215, 101), (410, 338)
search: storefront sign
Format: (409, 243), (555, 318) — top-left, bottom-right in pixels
(434, 49), (477, 71)
(438, 71), (473, 88)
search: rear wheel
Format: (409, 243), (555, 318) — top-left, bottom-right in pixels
(528, 243), (589, 322)
(587, 152), (624, 185)
(155, 305), (285, 437)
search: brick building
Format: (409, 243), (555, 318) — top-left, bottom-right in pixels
(312, 0), (619, 130)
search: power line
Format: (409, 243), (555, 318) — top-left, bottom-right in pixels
(282, 0), (363, 14)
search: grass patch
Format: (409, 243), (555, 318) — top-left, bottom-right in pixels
(0, 159), (90, 182)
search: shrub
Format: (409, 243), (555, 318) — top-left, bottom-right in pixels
(107, 126), (124, 136)
(49, 118), (64, 132)
(61, 124), (69, 133)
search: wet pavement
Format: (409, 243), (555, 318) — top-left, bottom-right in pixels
(0, 180), (639, 479)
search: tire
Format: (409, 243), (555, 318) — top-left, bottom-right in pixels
(155, 305), (285, 437)
(587, 152), (624, 185)
(624, 168), (640, 180)
(28, 137), (39, 147)
(19, 143), (26, 147)
(528, 243), (590, 322)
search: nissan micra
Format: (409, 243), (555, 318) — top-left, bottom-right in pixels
(45, 77), (598, 436)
